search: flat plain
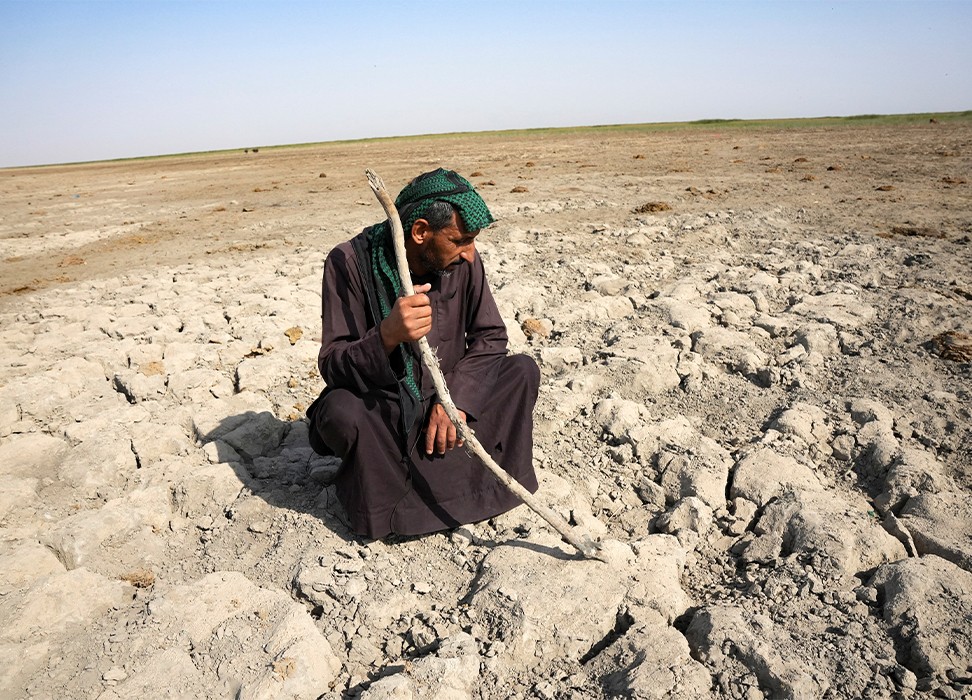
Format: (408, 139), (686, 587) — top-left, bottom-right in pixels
(1, 117), (970, 699)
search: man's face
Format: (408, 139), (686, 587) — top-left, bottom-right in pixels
(417, 211), (480, 276)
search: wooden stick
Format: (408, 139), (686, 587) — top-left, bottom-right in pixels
(365, 169), (601, 560)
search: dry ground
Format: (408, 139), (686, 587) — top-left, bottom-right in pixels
(1, 121), (970, 699)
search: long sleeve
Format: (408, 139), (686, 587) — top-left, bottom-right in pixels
(441, 251), (508, 421)
(317, 241), (398, 393)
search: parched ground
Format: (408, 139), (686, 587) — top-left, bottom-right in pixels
(1, 121), (971, 699)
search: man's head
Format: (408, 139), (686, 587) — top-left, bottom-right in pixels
(410, 202), (479, 275)
(393, 169), (494, 276)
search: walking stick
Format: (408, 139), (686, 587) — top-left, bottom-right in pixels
(366, 170), (601, 559)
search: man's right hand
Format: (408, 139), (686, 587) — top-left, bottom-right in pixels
(379, 283), (432, 354)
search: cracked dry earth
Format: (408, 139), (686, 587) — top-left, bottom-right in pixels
(1, 120), (971, 699)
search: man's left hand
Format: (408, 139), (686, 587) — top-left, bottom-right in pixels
(425, 404), (466, 455)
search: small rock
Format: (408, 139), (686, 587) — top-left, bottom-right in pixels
(892, 666), (918, 690)
(103, 666), (128, 682)
(112, 370), (166, 403)
(634, 477), (667, 509)
(730, 447), (822, 507)
(740, 533), (783, 564)
(521, 317), (553, 340)
(656, 497), (713, 534)
(450, 526), (475, 548)
(856, 586), (879, 605)
(728, 497), (758, 535)
(408, 621), (438, 651)
(593, 397), (647, 440)
(934, 685), (964, 699)
(849, 398), (894, 426)
(832, 434), (855, 461)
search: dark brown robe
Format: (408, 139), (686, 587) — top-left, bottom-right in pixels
(307, 228), (539, 538)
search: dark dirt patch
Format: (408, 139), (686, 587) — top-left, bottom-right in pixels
(632, 202), (672, 214)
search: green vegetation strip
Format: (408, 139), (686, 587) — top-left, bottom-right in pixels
(11, 111), (972, 169)
(269, 110), (972, 150)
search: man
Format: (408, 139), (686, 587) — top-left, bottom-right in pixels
(307, 168), (540, 539)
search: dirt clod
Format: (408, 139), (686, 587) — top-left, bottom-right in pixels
(632, 202), (671, 214)
(931, 331), (972, 361)
(120, 568), (156, 588)
(890, 225), (944, 239)
(284, 326), (303, 345)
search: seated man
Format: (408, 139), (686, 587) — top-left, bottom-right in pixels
(307, 168), (539, 539)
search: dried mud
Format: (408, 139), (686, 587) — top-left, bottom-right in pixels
(1, 122), (971, 699)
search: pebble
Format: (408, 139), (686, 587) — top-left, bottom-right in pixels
(102, 667), (127, 682)
(892, 666), (918, 690)
(408, 622), (437, 650)
(831, 434), (855, 461)
(450, 527), (474, 548)
(856, 586), (879, 606)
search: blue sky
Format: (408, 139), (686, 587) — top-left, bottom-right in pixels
(1, 0), (970, 167)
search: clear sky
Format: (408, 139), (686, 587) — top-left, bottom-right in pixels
(1, 0), (970, 167)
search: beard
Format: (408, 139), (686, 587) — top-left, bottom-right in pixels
(418, 247), (456, 277)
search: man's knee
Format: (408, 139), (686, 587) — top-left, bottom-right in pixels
(503, 354), (541, 397)
(313, 388), (368, 456)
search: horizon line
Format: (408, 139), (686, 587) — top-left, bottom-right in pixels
(4, 109), (971, 171)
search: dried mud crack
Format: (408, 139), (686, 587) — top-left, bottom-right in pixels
(1, 122), (971, 699)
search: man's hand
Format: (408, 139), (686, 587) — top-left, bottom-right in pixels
(379, 283), (432, 354)
(425, 403), (466, 455)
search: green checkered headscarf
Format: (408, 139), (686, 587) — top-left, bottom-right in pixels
(366, 169), (494, 404)
(394, 168), (495, 236)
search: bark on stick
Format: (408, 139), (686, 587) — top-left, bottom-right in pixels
(365, 169), (601, 560)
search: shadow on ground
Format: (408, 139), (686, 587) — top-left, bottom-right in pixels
(200, 410), (357, 542)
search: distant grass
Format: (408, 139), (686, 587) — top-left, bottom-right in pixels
(259, 110), (972, 154)
(9, 110), (972, 169)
